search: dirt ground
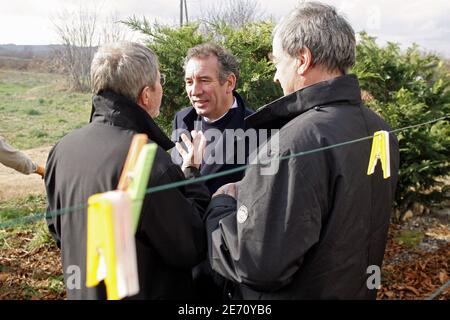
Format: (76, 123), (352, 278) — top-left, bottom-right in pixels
(0, 146), (52, 202)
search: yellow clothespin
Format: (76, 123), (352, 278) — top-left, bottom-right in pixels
(86, 192), (120, 300)
(86, 191), (139, 300)
(86, 134), (155, 299)
(367, 130), (391, 179)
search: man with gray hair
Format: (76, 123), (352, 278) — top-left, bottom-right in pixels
(205, 2), (399, 299)
(45, 42), (210, 299)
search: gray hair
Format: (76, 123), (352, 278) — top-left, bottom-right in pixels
(91, 41), (159, 102)
(274, 1), (355, 73)
(184, 42), (240, 85)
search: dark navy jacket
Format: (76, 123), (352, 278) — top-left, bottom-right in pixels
(171, 92), (253, 194)
(170, 91), (253, 301)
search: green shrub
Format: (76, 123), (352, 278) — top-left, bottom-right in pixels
(217, 21), (283, 109)
(352, 33), (450, 210)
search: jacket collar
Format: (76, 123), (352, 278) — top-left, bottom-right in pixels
(245, 74), (362, 129)
(182, 91), (248, 130)
(90, 90), (174, 151)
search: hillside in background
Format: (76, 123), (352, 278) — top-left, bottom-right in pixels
(0, 44), (63, 59)
(0, 44), (98, 73)
(0, 45), (59, 71)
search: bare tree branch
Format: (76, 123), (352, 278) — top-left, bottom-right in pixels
(101, 12), (130, 44)
(51, 4), (100, 91)
(51, 4), (131, 92)
(202, 0), (265, 29)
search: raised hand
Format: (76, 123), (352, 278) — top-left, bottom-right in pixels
(175, 130), (206, 170)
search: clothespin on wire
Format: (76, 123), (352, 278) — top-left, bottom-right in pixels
(117, 135), (157, 232)
(86, 191), (139, 300)
(367, 130), (391, 179)
(86, 134), (157, 299)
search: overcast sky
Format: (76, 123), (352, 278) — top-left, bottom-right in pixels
(0, 0), (449, 57)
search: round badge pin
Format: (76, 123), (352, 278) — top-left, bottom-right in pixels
(237, 205), (248, 223)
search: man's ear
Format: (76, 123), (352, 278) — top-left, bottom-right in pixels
(138, 86), (151, 110)
(296, 47), (313, 76)
(225, 73), (237, 94)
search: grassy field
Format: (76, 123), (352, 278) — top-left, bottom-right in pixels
(0, 69), (91, 149)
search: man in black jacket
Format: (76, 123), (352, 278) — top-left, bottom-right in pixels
(45, 42), (209, 299)
(171, 43), (253, 195)
(206, 2), (400, 299)
(172, 43), (254, 301)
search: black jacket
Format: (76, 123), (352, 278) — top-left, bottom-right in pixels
(171, 92), (253, 194)
(171, 92), (253, 301)
(206, 75), (400, 299)
(45, 90), (210, 300)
